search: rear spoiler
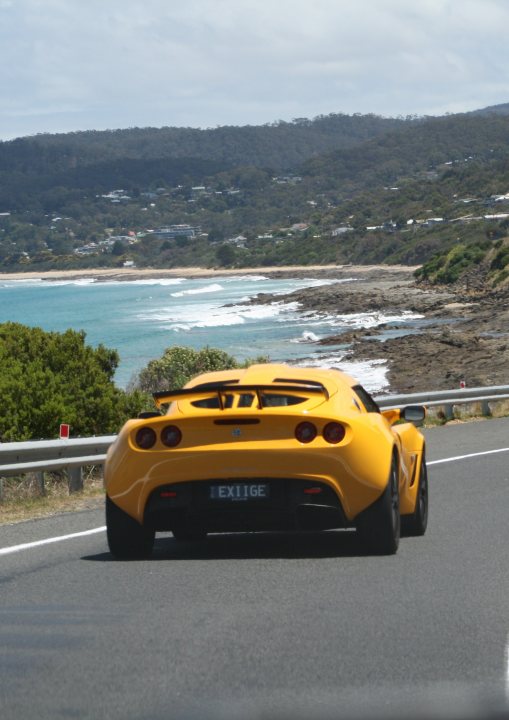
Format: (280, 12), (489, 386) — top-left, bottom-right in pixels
(152, 383), (329, 410)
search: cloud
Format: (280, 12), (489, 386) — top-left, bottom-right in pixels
(1, 0), (509, 139)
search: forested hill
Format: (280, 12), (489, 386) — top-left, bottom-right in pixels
(0, 113), (405, 173)
(302, 113), (509, 190)
(2, 106), (509, 284)
(468, 101), (509, 116)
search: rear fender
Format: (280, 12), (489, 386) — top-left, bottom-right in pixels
(393, 423), (425, 514)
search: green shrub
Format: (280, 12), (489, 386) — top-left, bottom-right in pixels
(131, 345), (269, 394)
(490, 246), (509, 271)
(0, 323), (136, 441)
(417, 243), (486, 284)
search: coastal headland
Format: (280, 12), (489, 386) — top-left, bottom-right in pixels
(247, 265), (509, 393)
(2, 264), (507, 393)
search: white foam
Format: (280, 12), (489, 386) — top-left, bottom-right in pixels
(26, 278), (98, 287)
(223, 275), (269, 282)
(71, 278), (97, 286)
(305, 310), (424, 330)
(138, 299), (300, 330)
(2, 278), (43, 284)
(126, 278), (185, 286)
(1, 278), (93, 288)
(290, 331), (322, 343)
(293, 355), (389, 393)
(170, 283), (224, 297)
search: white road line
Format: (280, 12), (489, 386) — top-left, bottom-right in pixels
(0, 526), (106, 557)
(427, 447), (509, 466)
(506, 632), (509, 702)
(1, 446), (508, 557)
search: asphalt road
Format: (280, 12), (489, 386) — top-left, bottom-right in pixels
(1, 418), (509, 719)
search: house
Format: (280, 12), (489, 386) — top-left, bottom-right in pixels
(484, 213), (509, 220)
(152, 225), (201, 240)
(331, 225), (353, 236)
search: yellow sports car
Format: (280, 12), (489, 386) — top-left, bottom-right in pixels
(104, 363), (427, 558)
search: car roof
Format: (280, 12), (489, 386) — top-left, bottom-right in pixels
(184, 363), (358, 396)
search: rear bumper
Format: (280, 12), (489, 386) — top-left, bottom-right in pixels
(144, 478), (351, 533)
(106, 444), (388, 523)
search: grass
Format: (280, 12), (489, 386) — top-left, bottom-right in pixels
(424, 398), (509, 425)
(0, 467), (105, 525)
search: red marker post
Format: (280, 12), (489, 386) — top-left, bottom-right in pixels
(59, 423), (70, 439)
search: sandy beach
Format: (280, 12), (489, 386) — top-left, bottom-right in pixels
(0, 263), (418, 282)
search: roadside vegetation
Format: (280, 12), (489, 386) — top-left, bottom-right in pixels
(0, 326), (266, 443)
(0, 329), (271, 522)
(0, 468), (104, 524)
(130, 345), (268, 394)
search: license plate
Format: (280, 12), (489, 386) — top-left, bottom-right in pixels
(210, 483), (269, 502)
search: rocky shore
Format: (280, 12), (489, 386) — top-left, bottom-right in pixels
(250, 266), (509, 393)
(3, 263), (507, 393)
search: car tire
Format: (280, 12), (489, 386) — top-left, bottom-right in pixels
(106, 496), (155, 559)
(172, 526), (207, 542)
(356, 454), (400, 555)
(401, 453), (428, 537)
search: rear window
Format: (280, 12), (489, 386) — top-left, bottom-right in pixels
(191, 393), (252, 409)
(190, 392), (307, 409)
(352, 385), (380, 413)
(262, 393), (306, 407)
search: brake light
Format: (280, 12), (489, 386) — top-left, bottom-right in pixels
(295, 422), (317, 443)
(323, 422), (346, 444)
(304, 487), (322, 495)
(160, 491), (177, 498)
(161, 425), (182, 448)
(135, 427), (157, 450)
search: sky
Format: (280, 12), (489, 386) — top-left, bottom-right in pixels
(1, 0), (509, 141)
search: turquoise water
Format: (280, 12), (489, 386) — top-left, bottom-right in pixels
(0, 274), (422, 391)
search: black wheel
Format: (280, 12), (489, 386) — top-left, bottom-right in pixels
(106, 496), (155, 559)
(356, 454), (400, 555)
(172, 525), (207, 542)
(401, 453), (428, 537)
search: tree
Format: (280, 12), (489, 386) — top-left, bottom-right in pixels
(131, 345), (268, 393)
(0, 323), (139, 441)
(112, 239), (125, 256)
(215, 243), (236, 267)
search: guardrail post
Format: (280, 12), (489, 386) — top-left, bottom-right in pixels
(68, 466), (83, 493)
(442, 404), (454, 421)
(481, 400), (492, 417)
(37, 471), (45, 496)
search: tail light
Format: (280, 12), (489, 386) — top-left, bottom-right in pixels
(135, 427), (157, 450)
(295, 422), (317, 443)
(161, 425), (182, 448)
(323, 422), (346, 444)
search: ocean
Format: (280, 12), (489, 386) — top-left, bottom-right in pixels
(0, 274), (423, 392)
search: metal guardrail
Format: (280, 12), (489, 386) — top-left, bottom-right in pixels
(0, 386), (508, 481)
(0, 436), (115, 483)
(376, 384), (509, 409)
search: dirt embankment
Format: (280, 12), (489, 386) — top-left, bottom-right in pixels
(251, 267), (509, 393)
